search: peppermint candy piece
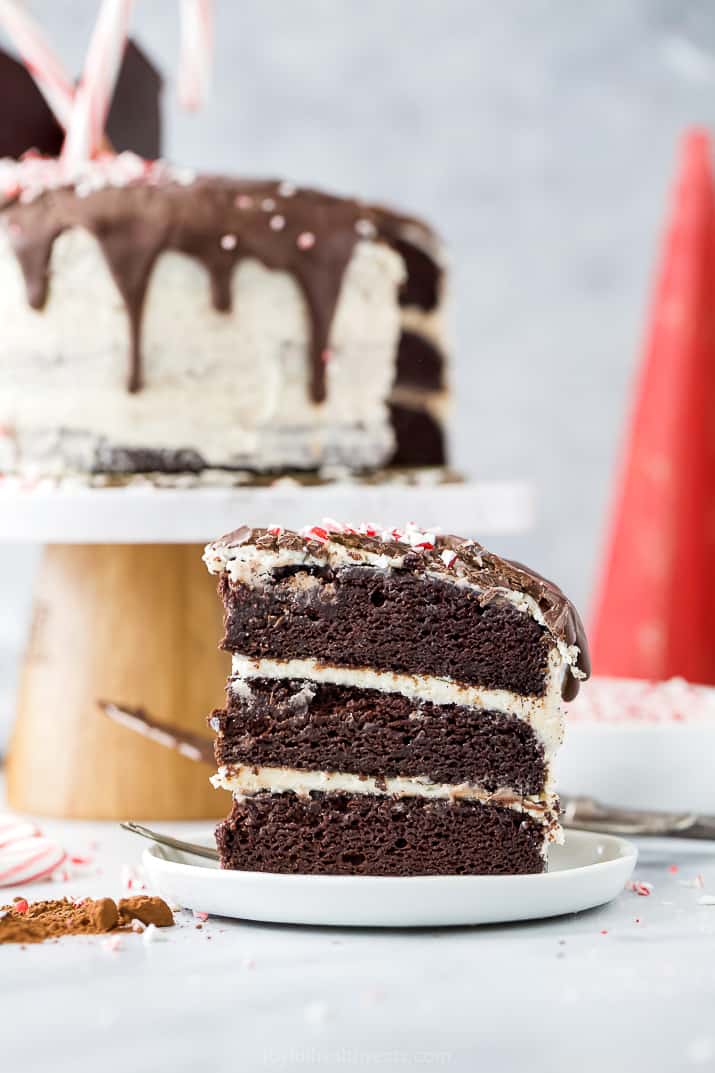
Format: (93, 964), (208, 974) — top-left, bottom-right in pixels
(0, 817), (40, 848)
(0, 836), (67, 887)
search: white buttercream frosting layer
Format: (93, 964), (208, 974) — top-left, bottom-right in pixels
(230, 654), (566, 757)
(211, 763), (560, 832)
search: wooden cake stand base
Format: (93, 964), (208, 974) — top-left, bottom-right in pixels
(6, 544), (228, 819)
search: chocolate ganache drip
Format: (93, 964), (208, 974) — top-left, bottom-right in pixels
(1, 169), (443, 401)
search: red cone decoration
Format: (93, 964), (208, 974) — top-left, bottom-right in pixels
(590, 128), (715, 683)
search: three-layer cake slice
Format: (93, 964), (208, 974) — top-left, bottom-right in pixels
(203, 523), (589, 875)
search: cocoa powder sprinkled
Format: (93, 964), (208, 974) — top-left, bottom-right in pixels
(0, 895), (174, 945)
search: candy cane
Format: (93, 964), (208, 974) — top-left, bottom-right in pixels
(0, 0), (75, 126)
(178, 0), (213, 110)
(62, 0), (134, 171)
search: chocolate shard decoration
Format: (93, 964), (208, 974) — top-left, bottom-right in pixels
(0, 38), (161, 161)
(106, 41), (162, 159)
(0, 49), (63, 159)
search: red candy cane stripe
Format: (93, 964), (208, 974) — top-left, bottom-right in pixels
(0, 1), (75, 126)
(0, 837), (67, 887)
(0, 818), (40, 847)
(62, 0), (134, 169)
(178, 0), (213, 110)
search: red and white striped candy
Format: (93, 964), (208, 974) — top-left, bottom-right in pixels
(0, 817), (40, 848)
(178, 0), (214, 110)
(62, 0), (134, 170)
(0, 0), (75, 127)
(0, 836), (66, 887)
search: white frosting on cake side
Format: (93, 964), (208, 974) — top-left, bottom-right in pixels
(0, 229), (404, 473)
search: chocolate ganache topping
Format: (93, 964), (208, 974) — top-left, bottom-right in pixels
(0, 161), (443, 401)
(206, 523), (591, 701)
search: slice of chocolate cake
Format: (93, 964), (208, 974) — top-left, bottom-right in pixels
(203, 522), (589, 876)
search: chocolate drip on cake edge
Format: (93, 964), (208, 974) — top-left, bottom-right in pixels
(2, 176), (443, 404)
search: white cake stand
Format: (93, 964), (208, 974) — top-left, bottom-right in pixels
(0, 473), (532, 820)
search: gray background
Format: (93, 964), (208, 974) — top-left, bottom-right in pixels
(2, 0), (714, 741)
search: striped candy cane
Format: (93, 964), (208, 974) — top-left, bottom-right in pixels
(0, 0), (75, 126)
(62, 0), (134, 171)
(178, 0), (213, 110)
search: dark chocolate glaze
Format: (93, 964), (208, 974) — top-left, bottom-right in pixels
(208, 526), (590, 699)
(1, 175), (443, 402)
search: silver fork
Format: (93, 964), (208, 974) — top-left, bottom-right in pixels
(121, 821), (219, 860)
(561, 796), (715, 839)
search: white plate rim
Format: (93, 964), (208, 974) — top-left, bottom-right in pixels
(143, 829), (637, 887)
(142, 829), (638, 927)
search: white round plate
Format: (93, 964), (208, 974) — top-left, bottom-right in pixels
(143, 829), (637, 928)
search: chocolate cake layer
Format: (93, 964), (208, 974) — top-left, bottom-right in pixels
(389, 403), (446, 466)
(220, 566), (552, 696)
(395, 332), (445, 390)
(216, 791), (547, 875)
(206, 527), (590, 700)
(213, 678), (546, 794)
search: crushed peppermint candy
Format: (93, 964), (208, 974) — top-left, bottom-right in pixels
(679, 874), (705, 889)
(626, 880), (653, 896)
(568, 676), (715, 725)
(301, 525), (329, 543)
(220, 233), (238, 251)
(261, 197), (277, 212)
(0, 152), (186, 207)
(296, 231), (316, 250)
(142, 923), (167, 944)
(293, 520), (445, 555)
(121, 864), (147, 891)
(235, 194), (253, 209)
(278, 181), (297, 197)
(269, 214), (286, 231)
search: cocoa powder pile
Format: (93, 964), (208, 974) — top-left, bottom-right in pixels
(0, 894), (174, 945)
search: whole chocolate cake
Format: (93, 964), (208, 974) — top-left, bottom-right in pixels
(203, 521), (589, 876)
(0, 154), (448, 477)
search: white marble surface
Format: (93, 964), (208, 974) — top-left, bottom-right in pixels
(3, 800), (715, 1073)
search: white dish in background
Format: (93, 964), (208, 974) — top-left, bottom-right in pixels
(559, 676), (715, 813)
(143, 829), (636, 928)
